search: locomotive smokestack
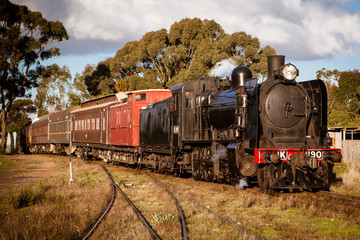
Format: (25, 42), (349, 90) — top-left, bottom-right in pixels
(267, 55), (285, 81)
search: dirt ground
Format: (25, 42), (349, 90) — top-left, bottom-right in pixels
(0, 154), (65, 194)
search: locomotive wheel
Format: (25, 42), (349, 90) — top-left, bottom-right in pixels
(192, 161), (201, 181)
(192, 147), (201, 181)
(239, 155), (257, 177)
(257, 166), (270, 190)
(316, 160), (328, 178)
(203, 166), (214, 182)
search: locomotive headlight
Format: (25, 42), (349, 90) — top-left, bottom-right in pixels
(280, 64), (299, 81)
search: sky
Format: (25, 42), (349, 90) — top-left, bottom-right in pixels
(11, 0), (360, 81)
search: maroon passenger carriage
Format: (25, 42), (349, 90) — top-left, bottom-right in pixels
(70, 93), (124, 157)
(26, 114), (50, 153)
(49, 106), (80, 154)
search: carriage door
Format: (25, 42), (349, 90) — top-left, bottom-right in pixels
(171, 94), (180, 148)
(183, 91), (195, 140)
(120, 105), (130, 146)
(100, 109), (107, 144)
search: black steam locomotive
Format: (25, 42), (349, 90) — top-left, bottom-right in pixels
(140, 55), (341, 190)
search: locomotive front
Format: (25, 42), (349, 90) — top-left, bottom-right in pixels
(254, 55), (341, 190)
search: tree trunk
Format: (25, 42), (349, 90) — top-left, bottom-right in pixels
(1, 109), (6, 150)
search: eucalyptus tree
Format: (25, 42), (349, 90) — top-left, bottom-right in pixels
(92, 18), (276, 94)
(0, 0), (69, 149)
(34, 64), (72, 116)
(317, 68), (360, 126)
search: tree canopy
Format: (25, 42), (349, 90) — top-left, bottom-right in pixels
(83, 18), (276, 96)
(0, 0), (69, 149)
(34, 64), (72, 116)
(68, 66), (91, 107)
(6, 99), (36, 133)
(317, 69), (360, 127)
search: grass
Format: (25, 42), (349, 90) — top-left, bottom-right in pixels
(151, 170), (360, 239)
(1, 155), (360, 239)
(0, 160), (14, 171)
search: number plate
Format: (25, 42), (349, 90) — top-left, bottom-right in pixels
(276, 150), (323, 160)
(173, 125), (179, 134)
(307, 150), (323, 159)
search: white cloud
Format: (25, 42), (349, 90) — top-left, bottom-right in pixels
(12, 0), (360, 60)
(210, 58), (237, 78)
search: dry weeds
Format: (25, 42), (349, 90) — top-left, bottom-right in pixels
(332, 162), (360, 194)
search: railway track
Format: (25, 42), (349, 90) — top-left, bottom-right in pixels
(144, 171), (262, 240)
(84, 165), (188, 240)
(103, 166), (161, 240)
(318, 190), (360, 203)
(84, 161), (358, 240)
(144, 172), (188, 240)
(84, 162), (262, 239)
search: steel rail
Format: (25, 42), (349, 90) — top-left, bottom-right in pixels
(319, 190), (360, 203)
(82, 166), (116, 240)
(103, 167), (161, 240)
(145, 172), (188, 240)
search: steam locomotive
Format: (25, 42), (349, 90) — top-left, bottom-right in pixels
(26, 55), (341, 190)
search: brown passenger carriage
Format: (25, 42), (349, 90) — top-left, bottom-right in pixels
(49, 106), (80, 154)
(26, 114), (50, 153)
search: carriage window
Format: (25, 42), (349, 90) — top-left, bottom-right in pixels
(92, 118), (96, 130)
(96, 118), (100, 130)
(135, 94), (146, 101)
(185, 91), (194, 109)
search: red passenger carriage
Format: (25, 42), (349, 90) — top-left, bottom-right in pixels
(108, 89), (172, 164)
(109, 89), (172, 147)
